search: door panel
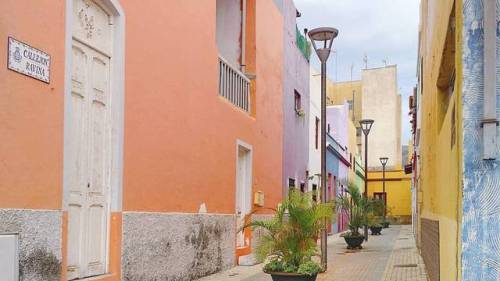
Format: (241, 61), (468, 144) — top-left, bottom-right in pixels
(236, 146), (252, 249)
(67, 41), (110, 280)
(67, 43), (89, 280)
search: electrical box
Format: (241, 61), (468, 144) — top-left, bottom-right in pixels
(0, 234), (19, 281)
(254, 191), (264, 207)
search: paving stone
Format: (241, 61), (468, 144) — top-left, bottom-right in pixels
(196, 225), (429, 281)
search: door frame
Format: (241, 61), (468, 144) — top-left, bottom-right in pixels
(63, 0), (125, 276)
(235, 140), (253, 258)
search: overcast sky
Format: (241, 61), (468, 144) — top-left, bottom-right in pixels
(294, 0), (420, 144)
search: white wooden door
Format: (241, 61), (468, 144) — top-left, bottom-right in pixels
(67, 1), (112, 277)
(236, 146), (252, 248)
(67, 40), (110, 280)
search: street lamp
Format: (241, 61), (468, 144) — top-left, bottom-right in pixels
(379, 157), (389, 221)
(359, 119), (374, 241)
(308, 26), (338, 271)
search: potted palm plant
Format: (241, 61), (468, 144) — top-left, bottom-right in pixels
(244, 190), (334, 281)
(369, 199), (385, 235)
(335, 184), (379, 249)
(368, 215), (383, 235)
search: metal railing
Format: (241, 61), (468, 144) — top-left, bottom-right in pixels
(218, 56), (250, 112)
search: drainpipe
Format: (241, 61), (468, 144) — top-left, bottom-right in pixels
(241, 0), (247, 73)
(481, 0), (498, 160)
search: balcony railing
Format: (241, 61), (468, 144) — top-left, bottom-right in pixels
(218, 56), (250, 112)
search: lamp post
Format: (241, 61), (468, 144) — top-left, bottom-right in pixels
(308, 27), (338, 271)
(379, 157), (389, 221)
(359, 119), (374, 241)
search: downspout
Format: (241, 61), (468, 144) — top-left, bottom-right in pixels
(481, 0), (498, 159)
(241, 0), (246, 73)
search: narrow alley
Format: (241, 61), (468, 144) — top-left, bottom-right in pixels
(197, 226), (427, 281)
(1, 0), (499, 281)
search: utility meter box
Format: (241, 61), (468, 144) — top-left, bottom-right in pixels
(254, 191), (264, 207)
(0, 234), (19, 281)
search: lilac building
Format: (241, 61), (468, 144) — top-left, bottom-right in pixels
(276, 0), (311, 194)
(326, 103), (351, 233)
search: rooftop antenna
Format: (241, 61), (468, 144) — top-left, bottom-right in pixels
(382, 59), (387, 66)
(363, 54), (368, 69)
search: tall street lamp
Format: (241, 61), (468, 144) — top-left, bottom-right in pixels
(379, 157), (389, 221)
(359, 119), (374, 241)
(308, 27), (338, 271)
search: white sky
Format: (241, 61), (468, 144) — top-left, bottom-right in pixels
(294, 0), (420, 144)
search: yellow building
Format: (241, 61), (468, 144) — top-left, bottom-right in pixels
(415, 1), (500, 280)
(327, 80), (363, 125)
(328, 69), (410, 224)
(367, 170), (412, 223)
(415, 1), (462, 281)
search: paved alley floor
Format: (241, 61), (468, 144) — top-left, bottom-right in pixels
(196, 225), (428, 281)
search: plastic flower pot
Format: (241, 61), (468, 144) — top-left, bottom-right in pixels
(268, 272), (318, 281)
(370, 226), (383, 235)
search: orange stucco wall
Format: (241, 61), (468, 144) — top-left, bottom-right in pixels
(2, 0), (284, 279)
(122, 0), (284, 214)
(0, 0), (65, 209)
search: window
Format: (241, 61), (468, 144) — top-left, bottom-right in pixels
(294, 90), (301, 111)
(436, 5), (456, 130)
(312, 184), (318, 202)
(373, 192), (387, 205)
(356, 127), (362, 137)
(288, 178), (296, 190)
(300, 182), (306, 193)
(315, 117), (319, 149)
(216, 0), (242, 67)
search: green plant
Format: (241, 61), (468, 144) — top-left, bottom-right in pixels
(297, 261), (323, 276)
(334, 183), (380, 237)
(368, 198), (385, 227)
(244, 190), (334, 275)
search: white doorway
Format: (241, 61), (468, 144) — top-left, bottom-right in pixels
(66, 0), (113, 279)
(235, 141), (252, 249)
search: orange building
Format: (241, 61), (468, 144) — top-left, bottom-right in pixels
(0, 1), (285, 280)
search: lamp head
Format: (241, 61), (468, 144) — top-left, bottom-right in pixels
(308, 27), (339, 63)
(379, 157), (389, 166)
(359, 119), (374, 136)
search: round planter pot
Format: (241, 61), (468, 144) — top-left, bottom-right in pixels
(370, 226), (383, 235)
(382, 221), (390, 228)
(268, 272), (318, 281)
(344, 235), (364, 249)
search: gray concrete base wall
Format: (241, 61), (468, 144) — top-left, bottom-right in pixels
(0, 209), (62, 281)
(250, 214), (273, 255)
(122, 212), (236, 281)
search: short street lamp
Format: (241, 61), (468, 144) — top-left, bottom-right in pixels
(308, 26), (338, 271)
(379, 157), (389, 221)
(359, 119), (374, 241)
